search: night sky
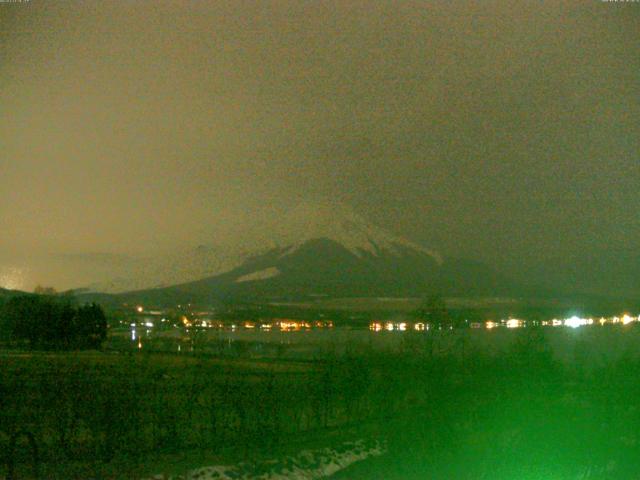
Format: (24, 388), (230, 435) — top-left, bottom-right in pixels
(1, 1), (638, 293)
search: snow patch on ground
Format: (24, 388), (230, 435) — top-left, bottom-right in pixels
(142, 438), (385, 480)
(235, 267), (281, 283)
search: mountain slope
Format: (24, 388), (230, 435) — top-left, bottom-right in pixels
(82, 201), (532, 304)
(88, 201), (442, 294)
(113, 241), (528, 306)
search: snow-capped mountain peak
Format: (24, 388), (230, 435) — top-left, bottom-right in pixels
(85, 201), (440, 293)
(268, 201), (441, 262)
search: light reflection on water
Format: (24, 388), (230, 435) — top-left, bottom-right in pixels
(120, 315), (640, 367)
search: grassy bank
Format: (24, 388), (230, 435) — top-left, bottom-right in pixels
(2, 328), (640, 478)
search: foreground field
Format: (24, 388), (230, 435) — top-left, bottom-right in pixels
(0, 349), (390, 479)
(2, 327), (640, 479)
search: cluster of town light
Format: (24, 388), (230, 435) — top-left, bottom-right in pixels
(369, 322), (428, 332)
(524, 314), (637, 329)
(131, 307), (334, 332)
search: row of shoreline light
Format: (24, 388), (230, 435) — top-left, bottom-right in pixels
(369, 314), (640, 332)
(130, 305), (638, 333)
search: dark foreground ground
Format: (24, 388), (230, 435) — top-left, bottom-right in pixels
(2, 327), (640, 479)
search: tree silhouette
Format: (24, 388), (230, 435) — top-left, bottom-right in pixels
(0, 295), (108, 350)
(415, 294), (451, 328)
(74, 303), (107, 349)
(33, 285), (57, 295)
